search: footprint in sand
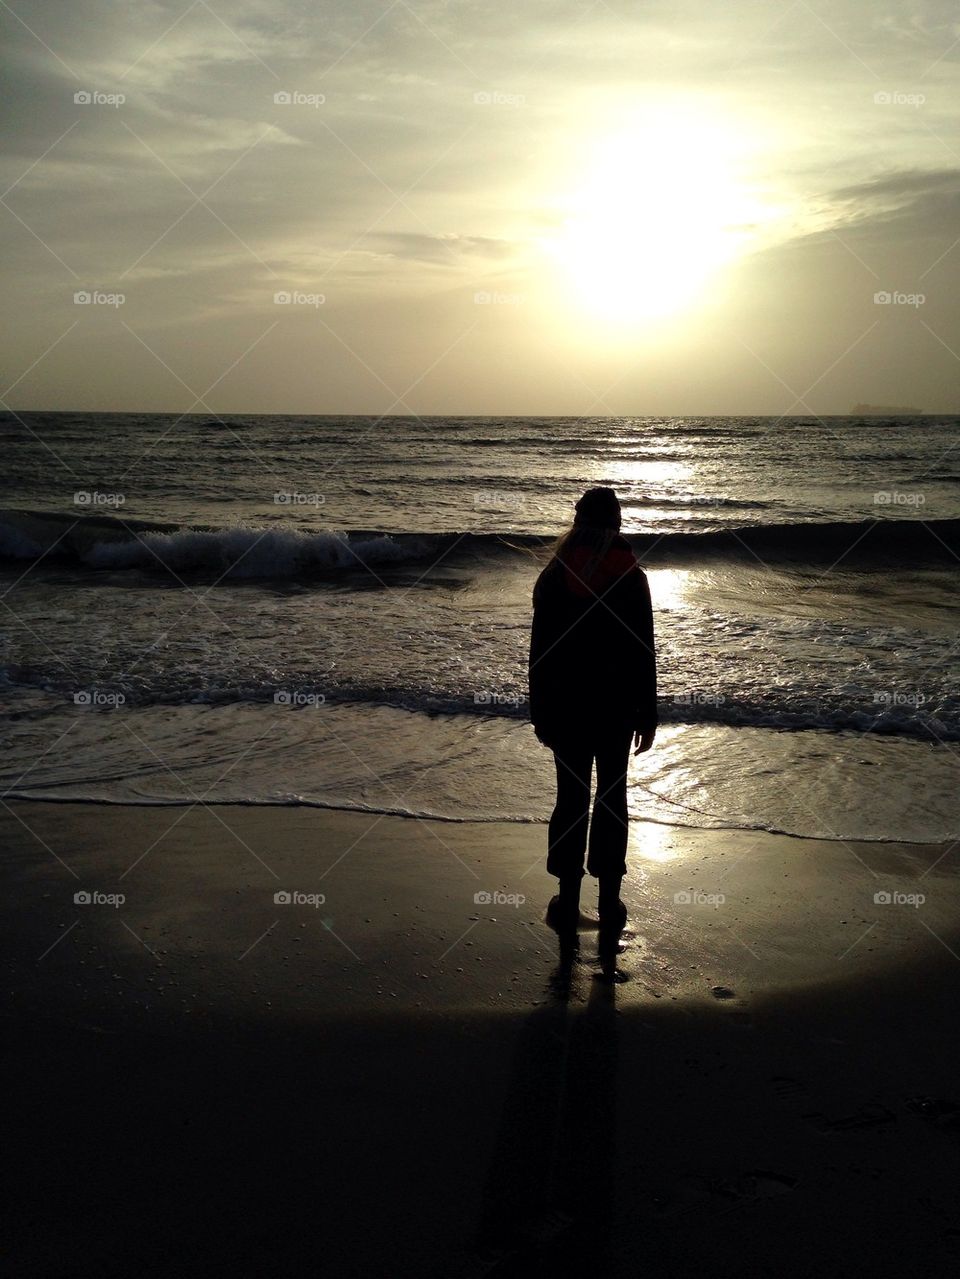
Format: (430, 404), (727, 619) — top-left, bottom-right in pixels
(770, 1074), (810, 1100)
(710, 1169), (799, 1202)
(906, 1095), (960, 1143)
(642, 1167), (798, 1215)
(801, 1102), (897, 1133)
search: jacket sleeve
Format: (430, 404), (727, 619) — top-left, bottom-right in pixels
(528, 577), (561, 734)
(628, 568), (658, 732)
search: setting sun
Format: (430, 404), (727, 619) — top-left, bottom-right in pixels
(547, 110), (772, 325)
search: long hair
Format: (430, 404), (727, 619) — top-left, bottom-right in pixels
(535, 522), (620, 601)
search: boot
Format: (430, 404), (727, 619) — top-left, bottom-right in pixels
(597, 875), (627, 932)
(546, 874), (582, 935)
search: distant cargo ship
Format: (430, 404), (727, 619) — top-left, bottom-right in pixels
(850, 403), (923, 415)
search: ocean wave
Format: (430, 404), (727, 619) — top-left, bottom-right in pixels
(626, 517), (960, 564)
(84, 526), (416, 577)
(1, 665), (955, 743)
(2, 508), (959, 577)
(193, 418), (255, 430)
(637, 497), (772, 510)
(0, 509), (439, 578)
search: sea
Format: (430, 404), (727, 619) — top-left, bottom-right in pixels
(1, 412), (958, 845)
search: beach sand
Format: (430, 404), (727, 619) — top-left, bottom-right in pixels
(4, 800), (960, 1276)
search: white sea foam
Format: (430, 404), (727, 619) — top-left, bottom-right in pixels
(0, 700), (956, 843)
(83, 525), (414, 577)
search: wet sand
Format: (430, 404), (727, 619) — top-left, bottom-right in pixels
(4, 800), (960, 1276)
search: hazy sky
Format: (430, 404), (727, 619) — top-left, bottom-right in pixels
(2, 0), (959, 414)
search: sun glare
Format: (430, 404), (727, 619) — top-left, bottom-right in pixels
(547, 109), (771, 326)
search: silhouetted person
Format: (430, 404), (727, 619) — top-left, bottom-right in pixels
(529, 486), (657, 946)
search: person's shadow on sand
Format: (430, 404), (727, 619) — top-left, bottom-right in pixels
(470, 931), (624, 1274)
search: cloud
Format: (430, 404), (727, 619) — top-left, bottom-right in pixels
(799, 167), (960, 248)
(2, 0), (960, 409)
(361, 231), (516, 264)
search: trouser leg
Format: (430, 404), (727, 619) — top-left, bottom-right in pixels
(586, 730), (632, 879)
(547, 739), (592, 880)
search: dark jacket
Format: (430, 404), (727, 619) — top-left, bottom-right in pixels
(528, 534), (657, 741)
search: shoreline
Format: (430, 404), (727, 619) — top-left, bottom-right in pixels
(2, 788), (953, 845)
(3, 704), (958, 847)
(5, 801), (960, 1276)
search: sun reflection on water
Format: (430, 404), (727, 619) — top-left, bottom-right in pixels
(627, 817), (676, 864)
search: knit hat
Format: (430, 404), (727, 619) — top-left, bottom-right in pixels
(573, 486), (621, 530)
